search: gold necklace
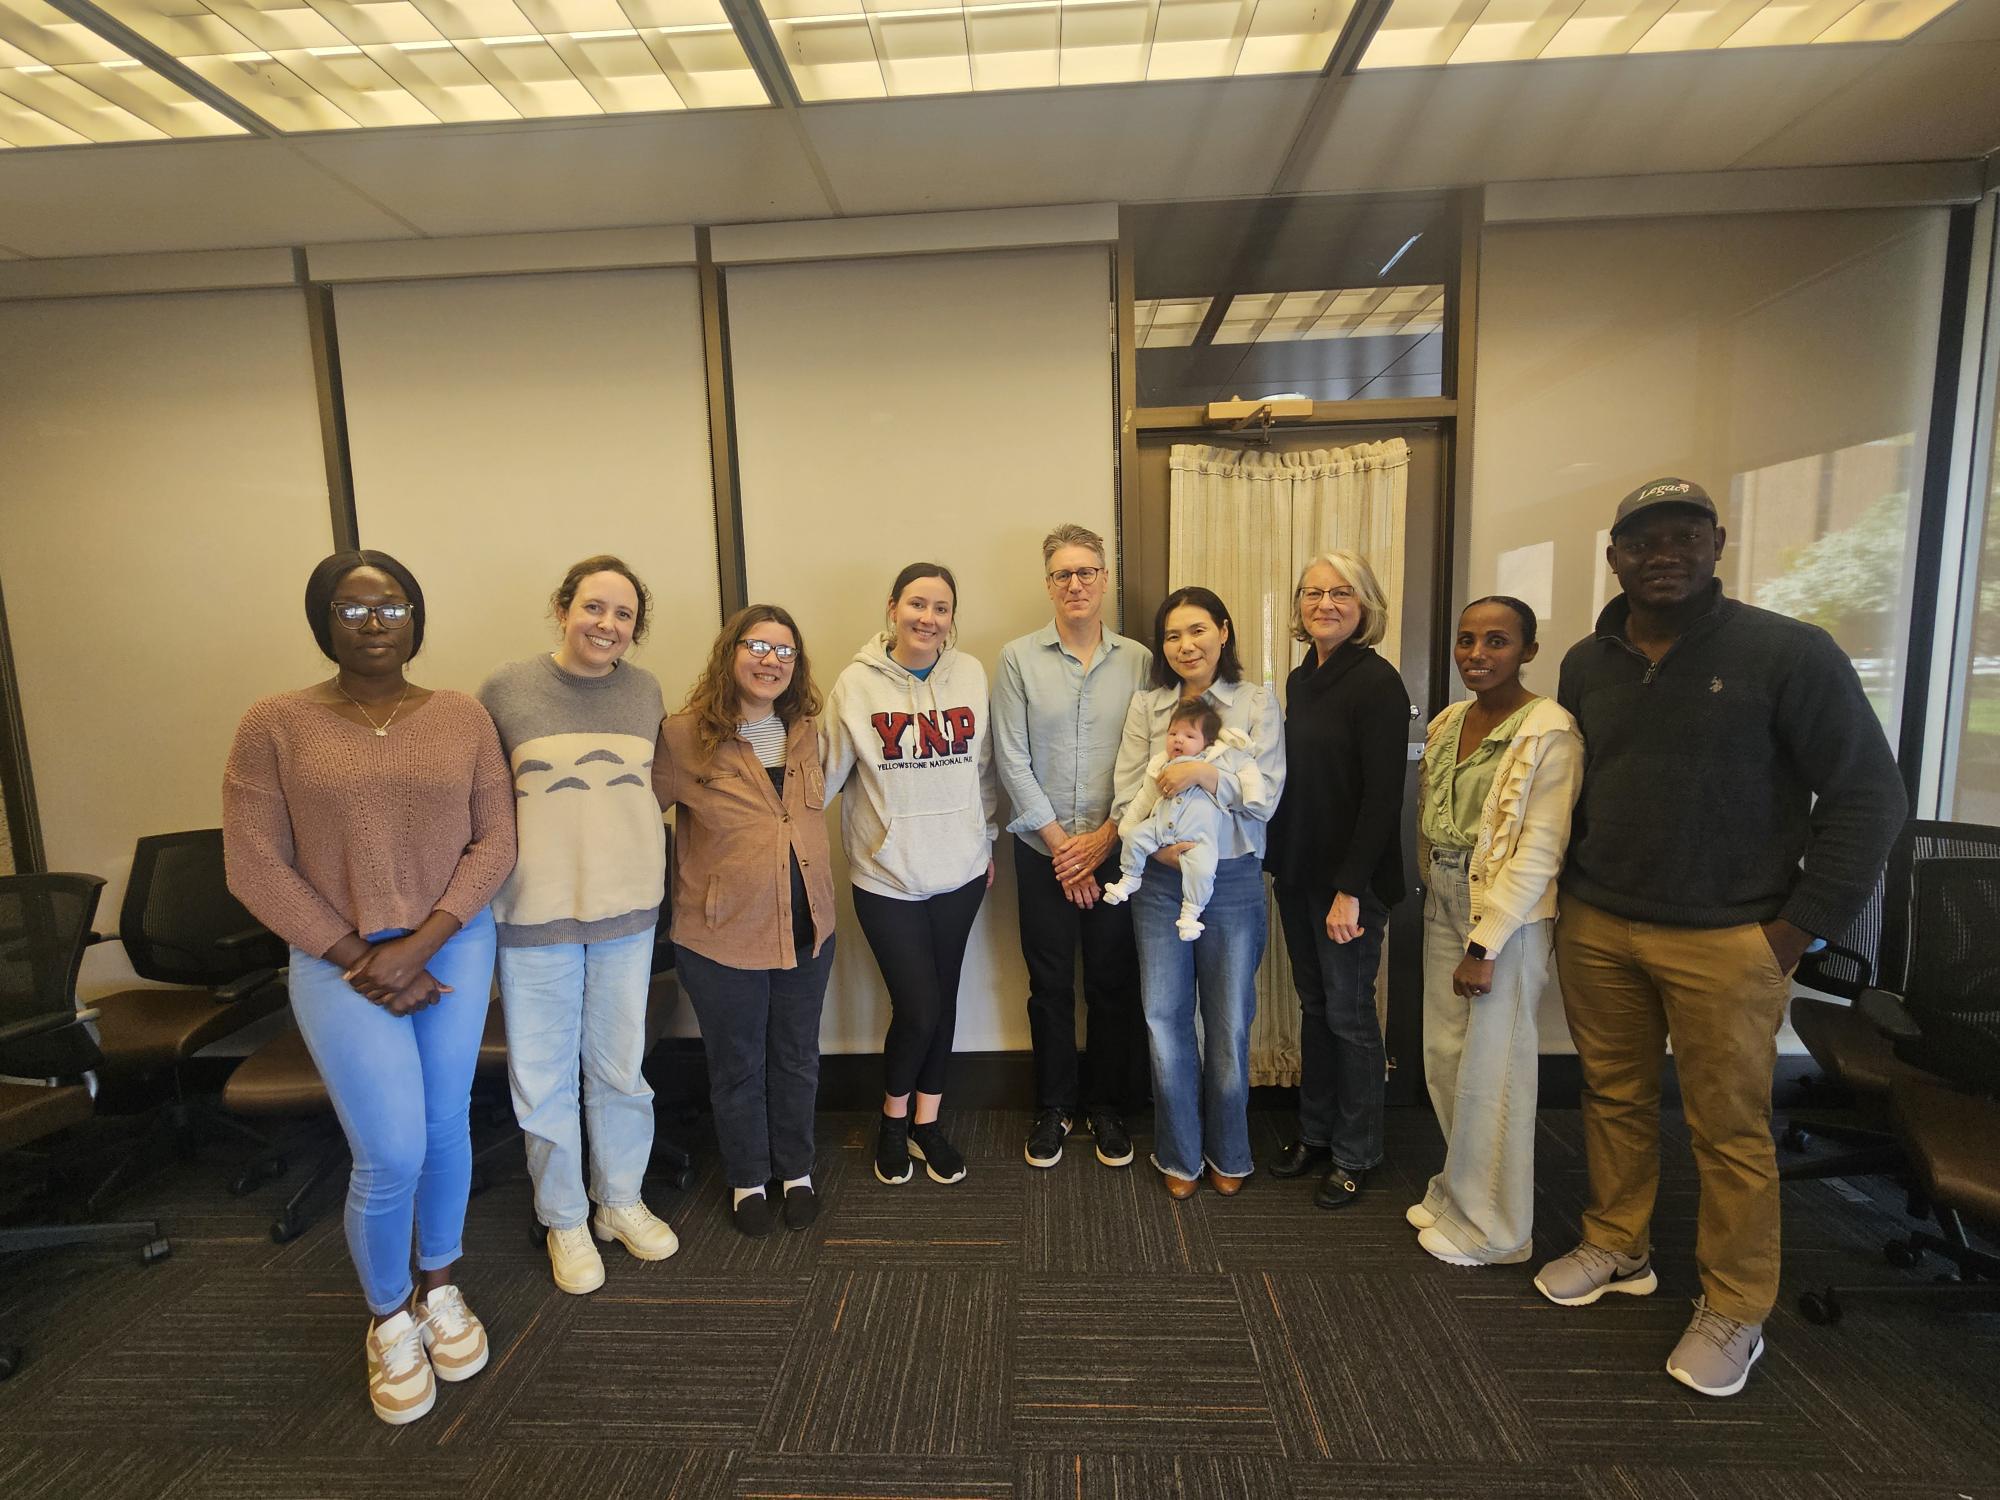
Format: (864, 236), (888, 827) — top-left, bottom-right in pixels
(335, 682), (411, 737)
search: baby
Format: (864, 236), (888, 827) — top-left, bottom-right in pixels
(1103, 700), (1264, 941)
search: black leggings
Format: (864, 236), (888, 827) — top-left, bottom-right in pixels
(852, 875), (987, 1098)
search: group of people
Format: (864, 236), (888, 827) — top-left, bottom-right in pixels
(220, 475), (1905, 1428)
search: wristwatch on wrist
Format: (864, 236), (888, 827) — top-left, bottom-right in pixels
(1466, 942), (1488, 961)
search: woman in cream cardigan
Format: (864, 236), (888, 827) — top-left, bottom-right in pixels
(1412, 595), (1583, 1268)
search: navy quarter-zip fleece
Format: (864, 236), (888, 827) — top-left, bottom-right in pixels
(1556, 581), (1904, 936)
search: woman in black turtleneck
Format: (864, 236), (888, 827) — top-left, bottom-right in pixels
(1263, 549), (1412, 1210)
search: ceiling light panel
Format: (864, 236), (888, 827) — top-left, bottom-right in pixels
(1135, 295), (1212, 347)
(1209, 284), (1444, 344)
(0, 0), (246, 144)
(83, 0), (765, 130)
(1357, 0), (1962, 67)
(762, 0), (1357, 101)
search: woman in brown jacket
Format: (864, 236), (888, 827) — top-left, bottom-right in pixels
(653, 604), (834, 1237)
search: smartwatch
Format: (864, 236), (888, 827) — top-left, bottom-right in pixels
(1466, 942), (1489, 961)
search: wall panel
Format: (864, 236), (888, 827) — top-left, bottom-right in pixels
(0, 289), (332, 994)
(729, 246), (1117, 1054)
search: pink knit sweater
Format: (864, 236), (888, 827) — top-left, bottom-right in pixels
(222, 689), (518, 958)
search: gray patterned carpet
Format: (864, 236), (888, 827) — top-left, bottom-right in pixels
(3, 1106), (1998, 1500)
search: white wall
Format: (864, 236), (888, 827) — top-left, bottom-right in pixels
(0, 289), (334, 995)
(1471, 208), (1949, 1050)
(727, 244), (1118, 1053)
(335, 268), (720, 701)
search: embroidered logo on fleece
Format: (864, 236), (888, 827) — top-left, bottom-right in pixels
(870, 708), (977, 763)
(1710, 677), (1723, 694)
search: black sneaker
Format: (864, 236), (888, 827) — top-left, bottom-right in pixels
(874, 1114), (913, 1185)
(908, 1121), (967, 1184)
(1088, 1112), (1135, 1167)
(1024, 1109), (1071, 1168)
(732, 1191), (777, 1237)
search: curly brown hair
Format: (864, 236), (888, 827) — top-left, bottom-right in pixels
(679, 604), (822, 759)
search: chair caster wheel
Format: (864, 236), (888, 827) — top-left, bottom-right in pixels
(0, 1345), (20, 1380)
(1799, 1289), (1842, 1325)
(270, 1214), (304, 1245)
(1886, 1240), (1923, 1269)
(669, 1166), (696, 1192)
(141, 1239), (172, 1265)
(229, 1156), (285, 1197)
(1780, 1126), (1811, 1153)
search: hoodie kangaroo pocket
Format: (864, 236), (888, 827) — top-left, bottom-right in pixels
(872, 806), (981, 893)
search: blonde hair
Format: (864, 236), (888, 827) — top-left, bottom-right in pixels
(1041, 523), (1107, 569)
(1290, 550), (1389, 649)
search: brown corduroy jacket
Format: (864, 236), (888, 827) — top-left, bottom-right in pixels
(652, 712), (835, 971)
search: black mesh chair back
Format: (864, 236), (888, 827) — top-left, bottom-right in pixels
(1872, 821), (2000, 996)
(118, 830), (286, 987)
(0, 873), (110, 1078)
(1896, 856), (2000, 1094)
(1797, 867), (1885, 1000)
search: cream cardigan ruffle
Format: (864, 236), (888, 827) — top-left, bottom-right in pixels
(1421, 695), (1585, 955)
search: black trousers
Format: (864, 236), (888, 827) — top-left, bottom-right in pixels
(675, 938), (833, 1189)
(1014, 838), (1148, 1117)
(852, 875), (987, 1097)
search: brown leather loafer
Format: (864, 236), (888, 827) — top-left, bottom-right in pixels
(1163, 1171), (1200, 1200)
(1207, 1167), (1246, 1196)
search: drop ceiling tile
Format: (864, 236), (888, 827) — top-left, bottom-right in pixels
(287, 109), (830, 233)
(798, 75), (1316, 214)
(0, 137), (417, 254)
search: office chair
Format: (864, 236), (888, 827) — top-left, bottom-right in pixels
(1781, 821), (2000, 1183)
(0, 873), (171, 1382)
(1798, 856), (2000, 1325)
(82, 829), (290, 1207)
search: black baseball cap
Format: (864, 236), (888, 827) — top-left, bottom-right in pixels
(1611, 477), (1717, 537)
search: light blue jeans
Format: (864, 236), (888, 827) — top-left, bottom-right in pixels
(287, 909), (496, 1316)
(497, 926), (657, 1230)
(1419, 847), (1547, 1261)
(1133, 854), (1268, 1179)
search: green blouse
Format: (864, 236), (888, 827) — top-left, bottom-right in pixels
(1421, 698), (1538, 851)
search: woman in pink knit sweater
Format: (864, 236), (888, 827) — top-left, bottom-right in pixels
(222, 549), (516, 1428)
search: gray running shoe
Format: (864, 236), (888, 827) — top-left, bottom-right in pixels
(1533, 1241), (1659, 1306)
(1666, 1297), (1765, 1397)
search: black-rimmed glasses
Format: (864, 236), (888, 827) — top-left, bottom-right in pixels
(331, 602), (414, 630)
(1048, 567), (1103, 587)
(1298, 586), (1357, 607)
(740, 639), (798, 662)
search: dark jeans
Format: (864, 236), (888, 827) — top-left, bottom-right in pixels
(675, 938), (834, 1189)
(852, 875), (987, 1097)
(1014, 838), (1147, 1117)
(1277, 886), (1390, 1173)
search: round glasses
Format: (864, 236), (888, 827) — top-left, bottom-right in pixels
(740, 638), (798, 662)
(331, 602), (413, 630)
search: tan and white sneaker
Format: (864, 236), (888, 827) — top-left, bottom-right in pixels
(593, 1200), (680, 1261)
(548, 1223), (607, 1294)
(418, 1284), (489, 1382)
(364, 1310), (435, 1426)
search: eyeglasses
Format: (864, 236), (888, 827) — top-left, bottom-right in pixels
(331, 602), (413, 630)
(1298, 586), (1357, 607)
(739, 638), (798, 662)
(1613, 527), (1711, 559)
(1047, 567), (1103, 587)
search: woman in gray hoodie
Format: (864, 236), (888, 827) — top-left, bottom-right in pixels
(822, 562), (998, 1188)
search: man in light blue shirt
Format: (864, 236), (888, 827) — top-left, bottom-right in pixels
(992, 523), (1152, 1171)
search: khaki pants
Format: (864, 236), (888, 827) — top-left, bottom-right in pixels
(1554, 896), (1793, 1325)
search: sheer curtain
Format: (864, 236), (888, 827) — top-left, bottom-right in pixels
(1167, 438), (1410, 1085)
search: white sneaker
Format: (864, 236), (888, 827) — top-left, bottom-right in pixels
(593, 1200), (681, 1262)
(1406, 1202), (1437, 1230)
(1101, 878), (1138, 906)
(548, 1223), (606, 1294)
(364, 1310), (435, 1425)
(1417, 1224), (1533, 1267)
(418, 1284), (489, 1382)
